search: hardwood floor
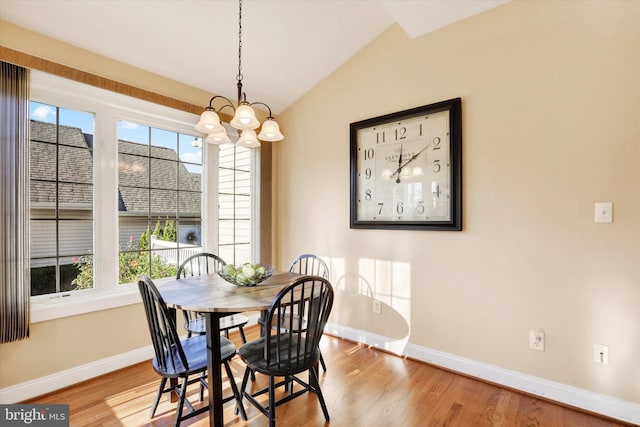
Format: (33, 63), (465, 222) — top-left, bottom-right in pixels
(24, 326), (630, 427)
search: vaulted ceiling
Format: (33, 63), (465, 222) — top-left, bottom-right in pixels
(1, 0), (508, 113)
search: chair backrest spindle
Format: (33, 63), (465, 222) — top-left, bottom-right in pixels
(263, 276), (333, 372)
(288, 254), (329, 279)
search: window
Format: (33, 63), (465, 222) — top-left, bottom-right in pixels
(29, 101), (95, 296)
(218, 143), (253, 264)
(117, 120), (203, 283)
(28, 71), (260, 321)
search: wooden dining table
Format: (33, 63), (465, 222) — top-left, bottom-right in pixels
(157, 271), (302, 427)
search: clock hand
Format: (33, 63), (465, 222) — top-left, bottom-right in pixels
(391, 145), (429, 180)
(396, 144), (404, 183)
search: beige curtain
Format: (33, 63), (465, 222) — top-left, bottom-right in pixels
(1, 61), (31, 343)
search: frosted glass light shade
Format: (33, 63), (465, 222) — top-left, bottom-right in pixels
(237, 129), (261, 148)
(195, 109), (224, 134)
(205, 127), (231, 145)
(230, 104), (260, 130)
(257, 118), (284, 141)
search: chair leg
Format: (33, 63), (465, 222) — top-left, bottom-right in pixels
(174, 377), (189, 427)
(199, 372), (206, 401)
(240, 366), (252, 396)
(319, 350), (327, 371)
(310, 366), (330, 422)
(236, 367), (252, 416)
(224, 361), (247, 421)
(150, 377), (167, 418)
(239, 326), (255, 381)
(269, 375), (276, 427)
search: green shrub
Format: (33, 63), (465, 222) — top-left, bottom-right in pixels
(72, 230), (177, 288)
(152, 220), (163, 238)
(163, 220), (176, 242)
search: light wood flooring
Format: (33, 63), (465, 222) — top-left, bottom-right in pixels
(24, 326), (632, 426)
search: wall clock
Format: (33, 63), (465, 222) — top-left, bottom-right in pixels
(350, 98), (462, 230)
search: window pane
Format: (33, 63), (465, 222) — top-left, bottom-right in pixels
(179, 134), (202, 165)
(151, 128), (177, 160)
(179, 220), (201, 246)
(30, 220), (56, 258)
(59, 145), (93, 183)
(29, 102), (95, 295)
(179, 164), (201, 192)
(150, 189), (177, 216)
(59, 183), (93, 215)
(218, 144), (253, 265)
(179, 191), (201, 217)
(219, 167), (235, 193)
(150, 158), (177, 190)
(119, 187), (149, 215)
(119, 153), (149, 187)
(218, 194), (235, 219)
(118, 121), (149, 145)
(59, 220), (93, 256)
(30, 181), (56, 214)
(30, 141), (56, 181)
(118, 120), (202, 284)
(235, 195), (251, 219)
(218, 219), (235, 245)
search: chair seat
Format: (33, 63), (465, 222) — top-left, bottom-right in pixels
(185, 313), (249, 336)
(152, 335), (237, 377)
(239, 335), (319, 377)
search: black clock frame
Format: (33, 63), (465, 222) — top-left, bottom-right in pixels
(349, 97), (462, 231)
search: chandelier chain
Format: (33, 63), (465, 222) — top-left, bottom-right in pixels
(195, 0), (283, 145)
(237, 0), (243, 84)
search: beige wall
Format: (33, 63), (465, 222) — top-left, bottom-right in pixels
(0, 305), (149, 387)
(275, 1), (639, 402)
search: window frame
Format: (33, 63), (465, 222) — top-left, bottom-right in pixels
(28, 71), (244, 323)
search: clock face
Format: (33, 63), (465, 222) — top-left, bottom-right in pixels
(355, 111), (451, 222)
(350, 98), (461, 230)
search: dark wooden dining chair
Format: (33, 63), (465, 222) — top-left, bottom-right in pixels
(137, 275), (246, 427)
(288, 253), (330, 279)
(177, 252), (249, 342)
(238, 275), (334, 427)
(287, 253), (330, 371)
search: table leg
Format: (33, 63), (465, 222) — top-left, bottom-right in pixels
(204, 313), (223, 427)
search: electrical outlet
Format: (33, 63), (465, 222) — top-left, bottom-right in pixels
(529, 329), (545, 351)
(372, 299), (382, 314)
(594, 344), (609, 364)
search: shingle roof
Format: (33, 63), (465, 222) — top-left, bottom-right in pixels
(30, 120), (201, 216)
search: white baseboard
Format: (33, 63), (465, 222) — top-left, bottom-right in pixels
(325, 322), (640, 426)
(0, 345), (154, 404)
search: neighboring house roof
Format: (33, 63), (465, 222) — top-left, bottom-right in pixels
(30, 120), (201, 216)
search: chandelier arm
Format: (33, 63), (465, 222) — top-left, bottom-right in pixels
(207, 95), (236, 113)
(248, 101), (274, 118)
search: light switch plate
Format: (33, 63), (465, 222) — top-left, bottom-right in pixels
(594, 202), (613, 223)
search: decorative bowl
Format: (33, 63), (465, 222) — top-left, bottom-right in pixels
(219, 263), (274, 287)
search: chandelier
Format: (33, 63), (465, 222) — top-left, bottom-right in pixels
(194, 0), (284, 148)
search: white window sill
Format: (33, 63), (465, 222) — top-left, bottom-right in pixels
(30, 277), (182, 323)
(30, 286), (142, 324)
